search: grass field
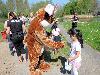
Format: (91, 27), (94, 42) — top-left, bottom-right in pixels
(61, 19), (100, 51)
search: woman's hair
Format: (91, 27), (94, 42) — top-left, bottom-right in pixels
(69, 28), (82, 41)
(9, 12), (17, 19)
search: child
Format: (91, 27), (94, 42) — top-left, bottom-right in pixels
(68, 29), (82, 75)
(71, 13), (79, 28)
(51, 21), (61, 54)
(52, 21), (61, 42)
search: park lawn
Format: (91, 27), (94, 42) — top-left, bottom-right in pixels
(62, 20), (100, 51)
(0, 23), (4, 40)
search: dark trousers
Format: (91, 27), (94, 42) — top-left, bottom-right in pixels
(72, 22), (77, 28)
(13, 41), (25, 56)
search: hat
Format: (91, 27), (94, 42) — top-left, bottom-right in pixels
(44, 4), (55, 16)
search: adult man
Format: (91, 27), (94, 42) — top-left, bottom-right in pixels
(25, 4), (64, 75)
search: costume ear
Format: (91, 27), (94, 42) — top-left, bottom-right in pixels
(44, 4), (55, 16)
(36, 8), (46, 20)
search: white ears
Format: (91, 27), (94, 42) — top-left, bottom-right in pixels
(44, 4), (55, 16)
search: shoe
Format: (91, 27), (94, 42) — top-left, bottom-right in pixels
(11, 51), (15, 56)
(81, 44), (84, 48)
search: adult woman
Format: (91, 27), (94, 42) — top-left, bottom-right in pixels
(6, 12), (26, 62)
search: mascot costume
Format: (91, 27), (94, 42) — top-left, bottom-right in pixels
(25, 4), (64, 75)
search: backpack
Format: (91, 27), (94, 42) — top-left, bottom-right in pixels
(11, 32), (24, 44)
(8, 19), (24, 44)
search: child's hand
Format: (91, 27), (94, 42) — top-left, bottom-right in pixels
(68, 57), (74, 62)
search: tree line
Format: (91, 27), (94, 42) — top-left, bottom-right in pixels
(0, 0), (97, 18)
(0, 0), (50, 18)
(63, 0), (97, 15)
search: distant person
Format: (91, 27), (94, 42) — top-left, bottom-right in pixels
(18, 12), (26, 25)
(52, 20), (61, 42)
(6, 12), (26, 63)
(18, 12), (27, 35)
(29, 12), (35, 23)
(71, 13), (79, 28)
(52, 20), (62, 54)
(68, 29), (82, 75)
(4, 12), (16, 55)
(25, 15), (29, 26)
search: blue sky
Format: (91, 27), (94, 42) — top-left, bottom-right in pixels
(28, 0), (69, 6)
(2, 0), (69, 6)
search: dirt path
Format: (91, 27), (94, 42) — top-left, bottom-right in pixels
(58, 23), (100, 75)
(0, 42), (29, 75)
(0, 24), (100, 75)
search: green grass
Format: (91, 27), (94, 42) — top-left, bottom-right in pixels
(50, 35), (70, 59)
(62, 20), (100, 51)
(0, 23), (4, 40)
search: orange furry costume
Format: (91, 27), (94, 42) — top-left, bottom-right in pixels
(25, 4), (64, 75)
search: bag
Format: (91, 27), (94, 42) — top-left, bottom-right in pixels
(53, 35), (61, 42)
(65, 60), (72, 71)
(1, 31), (7, 40)
(11, 32), (24, 44)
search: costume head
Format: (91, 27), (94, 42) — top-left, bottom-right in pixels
(37, 4), (56, 28)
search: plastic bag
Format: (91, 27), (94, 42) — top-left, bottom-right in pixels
(65, 60), (72, 71)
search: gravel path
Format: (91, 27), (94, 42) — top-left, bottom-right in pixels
(0, 24), (100, 75)
(58, 24), (100, 75)
(0, 42), (30, 75)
